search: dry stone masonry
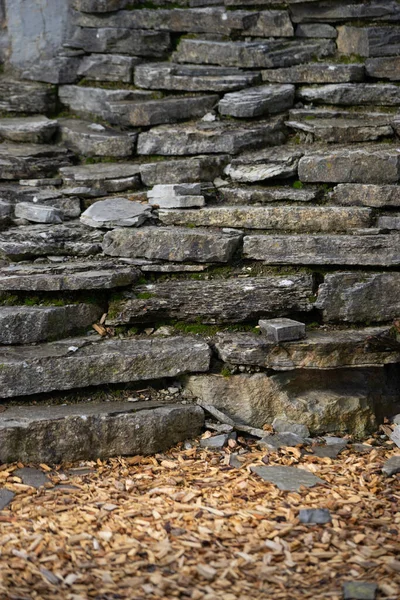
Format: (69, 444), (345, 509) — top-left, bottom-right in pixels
(0, 0), (400, 460)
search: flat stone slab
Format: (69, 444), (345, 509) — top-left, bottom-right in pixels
(225, 146), (303, 182)
(173, 38), (335, 69)
(0, 336), (211, 399)
(0, 143), (72, 180)
(159, 206), (372, 232)
(73, 0), (128, 12)
(135, 63), (261, 92)
(382, 455), (400, 476)
(0, 260), (139, 291)
(342, 581), (378, 600)
(366, 56), (400, 81)
(60, 163), (141, 194)
(81, 197), (152, 228)
(217, 185), (319, 205)
(286, 116), (393, 144)
(148, 184), (205, 208)
(262, 63), (365, 84)
(0, 489), (15, 510)
(77, 54), (137, 83)
(0, 116), (58, 144)
(109, 95), (219, 127)
(200, 434), (228, 449)
(15, 202), (63, 224)
(272, 418), (310, 437)
(140, 155), (228, 186)
(331, 184), (400, 208)
(14, 467), (50, 489)
(70, 27), (171, 58)
(106, 275), (314, 325)
(0, 304), (102, 345)
(102, 226), (242, 263)
(59, 118), (135, 157)
(243, 234), (400, 267)
(259, 318), (305, 343)
(251, 465), (325, 492)
(258, 433), (305, 449)
(0, 78), (56, 115)
(298, 83), (400, 106)
(137, 118), (286, 156)
(315, 272), (400, 322)
(219, 84), (294, 118)
(298, 145), (400, 184)
(298, 509), (331, 524)
(0, 223), (103, 260)
(0, 402), (204, 463)
(337, 25), (400, 58)
(390, 425), (400, 448)
(290, 1), (400, 23)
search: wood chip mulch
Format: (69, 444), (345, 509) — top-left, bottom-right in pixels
(0, 437), (399, 600)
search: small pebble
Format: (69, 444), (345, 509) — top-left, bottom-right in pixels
(298, 508), (331, 524)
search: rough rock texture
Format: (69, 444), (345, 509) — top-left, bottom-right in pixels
(80, 197), (152, 228)
(0, 303), (102, 345)
(286, 117), (393, 144)
(217, 186), (319, 205)
(330, 184), (400, 208)
(140, 156), (228, 185)
(14, 202), (63, 224)
(77, 54), (137, 83)
(366, 57), (400, 81)
(59, 118), (135, 157)
(60, 163), (141, 193)
(0, 402), (204, 464)
(262, 63), (364, 84)
(218, 84), (294, 118)
(183, 370), (393, 436)
(106, 275), (314, 325)
(0, 336), (211, 398)
(315, 272), (400, 323)
(0, 117), (58, 144)
(337, 26), (400, 58)
(225, 147), (303, 182)
(214, 328), (400, 370)
(243, 234), (400, 267)
(70, 27), (171, 57)
(0, 144), (72, 180)
(297, 84), (400, 106)
(102, 227), (242, 263)
(0, 79), (56, 114)
(251, 466), (325, 492)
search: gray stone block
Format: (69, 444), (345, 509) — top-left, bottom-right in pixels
(217, 185), (319, 205)
(80, 197), (152, 228)
(137, 118), (286, 156)
(262, 63), (364, 84)
(225, 147), (303, 182)
(251, 465), (325, 491)
(134, 62), (260, 92)
(140, 155), (228, 186)
(0, 303), (102, 345)
(296, 24), (336, 38)
(105, 275), (314, 325)
(366, 57), (400, 80)
(243, 10), (293, 38)
(331, 184), (400, 208)
(173, 38), (335, 68)
(148, 184), (205, 208)
(13, 468), (49, 489)
(14, 202), (63, 224)
(342, 582), (377, 600)
(21, 56), (81, 84)
(259, 318), (306, 343)
(315, 272), (400, 323)
(102, 226), (242, 263)
(298, 146), (400, 184)
(219, 84), (294, 118)
(258, 433), (305, 449)
(0, 116), (58, 144)
(244, 234), (400, 267)
(377, 215), (400, 230)
(0, 144), (72, 180)
(77, 54), (137, 83)
(73, 0), (128, 12)
(272, 419), (310, 437)
(286, 116), (393, 144)
(298, 509), (331, 524)
(60, 163), (141, 194)
(337, 25), (400, 58)
(0, 402), (204, 463)
(59, 118), (135, 157)
(0, 79), (56, 115)
(0, 336), (211, 399)
(70, 27), (171, 57)
(382, 455), (400, 476)
(158, 206), (372, 232)
(298, 83), (400, 106)
(290, 1), (400, 23)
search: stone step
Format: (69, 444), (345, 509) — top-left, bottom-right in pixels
(106, 274), (314, 325)
(0, 401), (204, 463)
(297, 84), (400, 106)
(75, 7), (258, 35)
(337, 25), (400, 58)
(224, 146), (303, 182)
(140, 155), (229, 186)
(218, 84), (294, 118)
(0, 303), (103, 345)
(0, 78), (56, 115)
(158, 206), (372, 232)
(290, 1), (400, 23)
(330, 184), (400, 208)
(59, 85), (157, 122)
(0, 259), (139, 291)
(59, 118), (135, 157)
(77, 54), (138, 83)
(0, 117), (59, 144)
(134, 62), (261, 92)
(262, 62), (365, 84)
(366, 57), (400, 81)
(69, 27), (171, 57)
(243, 233), (400, 266)
(102, 226), (242, 263)
(298, 145), (400, 184)
(286, 116), (393, 144)
(108, 94), (219, 127)
(216, 185), (320, 205)
(137, 117), (286, 156)
(0, 335), (211, 399)
(60, 163), (141, 194)
(315, 272), (400, 323)
(172, 38), (335, 68)
(214, 326), (400, 370)
(0, 223), (103, 260)
(0, 144), (73, 181)
(0, 185), (81, 220)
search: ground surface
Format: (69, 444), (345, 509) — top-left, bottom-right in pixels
(0, 433), (399, 600)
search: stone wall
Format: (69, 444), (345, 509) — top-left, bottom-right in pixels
(0, 0), (400, 438)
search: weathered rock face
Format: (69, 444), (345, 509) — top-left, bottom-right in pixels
(80, 197), (152, 228)
(0, 402), (204, 464)
(218, 84), (294, 118)
(0, 79), (56, 115)
(0, 144), (72, 180)
(59, 118), (135, 157)
(102, 227), (242, 263)
(183, 370), (396, 436)
(106, 275), (314, 324)
(262, 63), (365, 84)
(77, 54), (137, 83)
(337, 26), (400, 58)
(330, 184), (400, 208)
(140, 156), (228, 185)
(0, 117), (58, 144)
(225, 147), (303, 182)
(297, 84), (400, 106)
(60, 163), (141, 194)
